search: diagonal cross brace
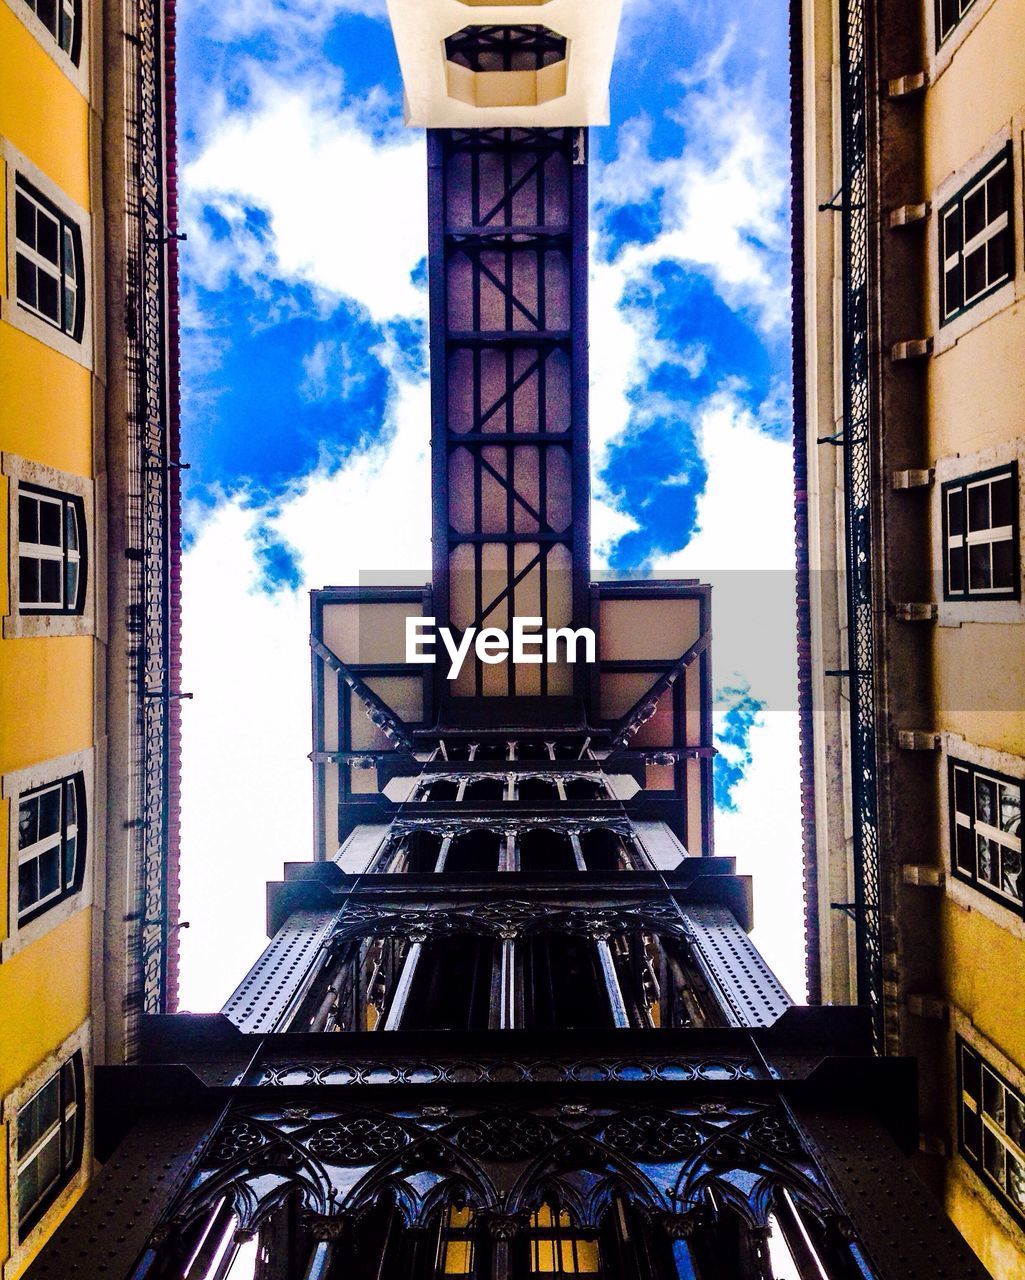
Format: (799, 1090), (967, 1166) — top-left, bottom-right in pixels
(310, 637), (414, 752)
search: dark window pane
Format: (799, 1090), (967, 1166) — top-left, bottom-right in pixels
(19, 494), (39, 543)
(19, 1078), (59, 1156)
(954, 765), (973, 815)
(37, 270), (60, 322)
(943, 206), (961, 254)
(39, 558), (62, 603)
(947, 487), (965, 535)
(949, 545), (966, 594)
(1002, 849), (1022, 902)
(65, 560), (79, 610)
(38, 501), (61, 547)
(967, 483), (991, 533)
(36, 0), (58, 34)
(19, 860), (39, 913)
(968, 542), (991, 590)
(36, 211), (59, 265)
(19, 556), (40, 604)
(962, 1043), (982, 1102)
(976, 776), (998, 824)
(944, 266), (962, 315)
(64, 504), (79, 550)
(964, 246), (987, 301)
(38, 787), (61, 837)
(1000, 783), (1021, 835)
(18, 796), (38, 849)
(992, 537), (1015, 591)
(987, 233), (1010, 286)
(15, 192), (35, 247)
(984, 1070), (1006, 1124)
(16, 254), (37, 309)
(63, 834), (78, 887)
(38, 847), (61, 899)
(956, 824), (975, 871)
(988, 166), (1010, 216)
(1008, 1093), (1025, 1148)
(963, 1105), (982, 1159)
(990, 475), (1015, 527)
(940, 0), (960, 36)
(964, 187), (987, 241)
(978, 837), (999, 885)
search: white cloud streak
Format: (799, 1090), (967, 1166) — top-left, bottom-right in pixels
(182, 75), (426, 323)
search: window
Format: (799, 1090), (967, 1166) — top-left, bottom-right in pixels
(958, 1038), (1025, 1227)
(22, 0), (81, 63)
(17, 774), (85, 924)
(434, 1204), (479, 1277)
(16, 1053), (83, 1239)
(17, 485), (86, 614)
(950, 758), (1022, 910)
(943, 465), (1019, 600)
(939, 146), (1013, 324)
(936, 0), (979, 45)
(526, 1202), (601, 1275)
(14, 175), (84, 340)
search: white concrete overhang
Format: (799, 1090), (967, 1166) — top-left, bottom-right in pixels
(386, 0), (623, 127)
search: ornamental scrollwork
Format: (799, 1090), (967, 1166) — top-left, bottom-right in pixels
(305, 1116), (409, 1164)
(157, 1099), (846, 1251)
(602, 1113), (703, 1162)
(330, 898), (689, 945)
(458, 1114), (554, 1161)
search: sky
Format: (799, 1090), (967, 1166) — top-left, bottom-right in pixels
(173, 0), (804, 1010)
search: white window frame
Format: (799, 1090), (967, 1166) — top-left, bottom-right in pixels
(17, 484), (84, 614)
(13, 177), (82, 340)
(16, 773), (84, 924)
(928, 128), (1022, 356)
(941, 735), (1025, 939)
(2, 453), (94, 639)
(942, 464), (1019, 601)
(925, 0), (999, 81)
(14, 1053), (81, 1239)
(957, 1034), (1025, 1231)
(939, 145), (1013, 325)
(2, 141), (92, 368)
(2, 1028), (92, 1279)
(0, 0), (90, 92)
(950, 758), (1022, 911)
(2, 747), (95, 962)
(932, 443), (1025, 626)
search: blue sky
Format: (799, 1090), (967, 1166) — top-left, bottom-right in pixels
(173, 0), (804, 1007)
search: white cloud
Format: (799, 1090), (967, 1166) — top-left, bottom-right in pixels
(654, 393), (798, 712)
(593, 79), (790, 335)
(177, 372), (431, 1011)
(182, 75), (426, 323)
(180, 0), (386, 45)
(719, 711), (808, 1002)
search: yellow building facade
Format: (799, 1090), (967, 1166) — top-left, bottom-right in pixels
(0, 1), (181, 1275)
(794, 0), (1025, 1273)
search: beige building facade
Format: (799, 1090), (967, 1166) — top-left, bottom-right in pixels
(794, 0), (1025, 1273)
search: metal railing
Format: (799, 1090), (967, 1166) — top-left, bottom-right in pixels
(124, 0), (177, 1019)
(838, 0), (883, 1046)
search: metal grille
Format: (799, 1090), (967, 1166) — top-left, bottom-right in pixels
(444, 26), (567, 73)
(428, 128), (589, 698)
(839, 0), (883, 1046)
(124, 0), (179, 1021)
